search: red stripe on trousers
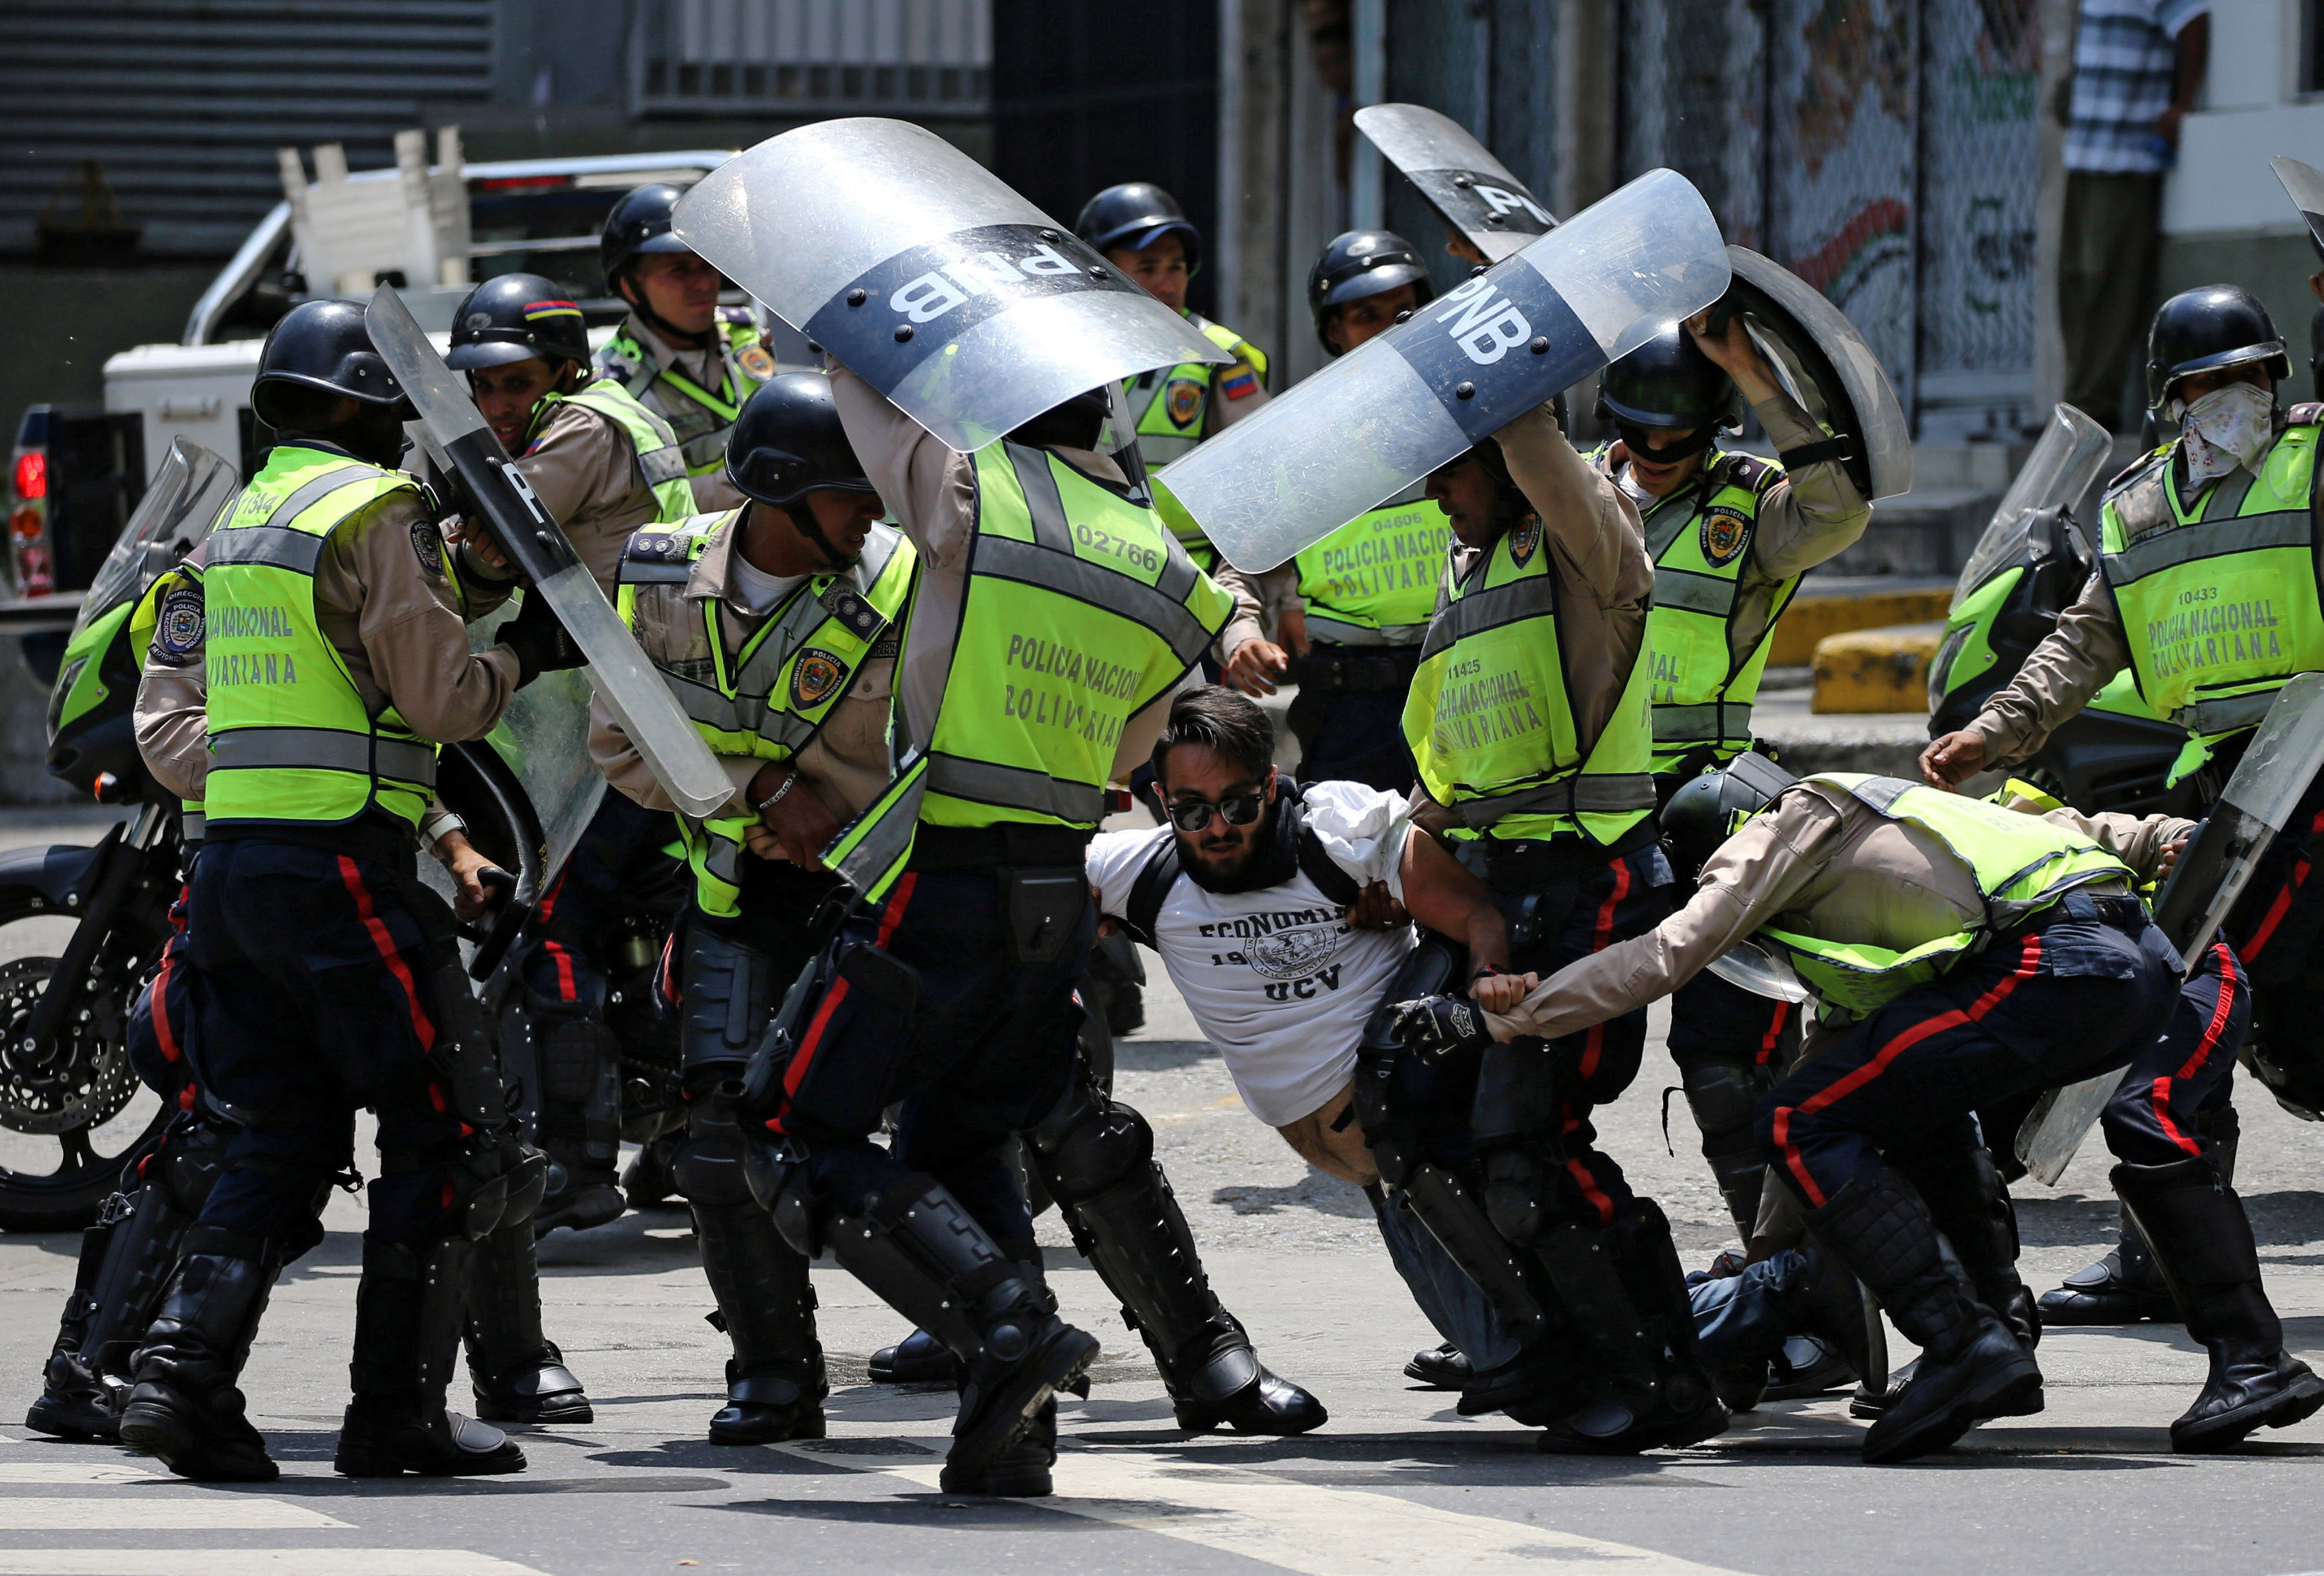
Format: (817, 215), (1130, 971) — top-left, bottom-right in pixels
(535, 870), (566, 923)
(337, 856), (435, 1054)
(1757, 1000), (1790, 1067)
(2155, 943), (2241, 1157)
(770, 874), (919, 1127)
(545, 941), (577, 1002)
(1578, 856), (1632, 1081)
(1774, 932), (2043, 1208)
(1565, 1156), (1616, 1225)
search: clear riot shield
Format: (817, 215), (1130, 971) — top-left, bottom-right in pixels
(467, 598), (606, 886)
(2017, 672), (2324, 1182)
(1155, 167), (1729, 572)
(1706, 939), (1813, 1005)
(672, 118), (1229, 454)
(72, 439), (238, 640)
(1948, 404), (2112, 611)
(2272, 157), (2324, 256)
(1353, 103), (1557, 262)
(1719, 248), (1913, 503)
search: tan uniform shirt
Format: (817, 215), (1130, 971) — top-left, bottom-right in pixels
(828, 366), (1185, 781)
(1485, 781), (2190, 1044)
(590, 511), (894, 839)
(513, 398), (662, 595)
(612, 313), (748, 514)
(1604, 385), (1872, 665)
(133, 482), (521, 801)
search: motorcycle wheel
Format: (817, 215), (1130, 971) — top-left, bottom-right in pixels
(0, 893), (169, 1233)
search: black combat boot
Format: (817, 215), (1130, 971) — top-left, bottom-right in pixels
(1902, 1144), (2039, 1351)
(1025, 1087), (1325, 1436)
(1803, 1173), (2040, 1464)
(336, 1237), (526, 1477)
(2114, 1157), (2324, 1452)
(116, 1228), (282, 1482)
(820, 1174), (1098, 1494)
(528, 996), (625, 1236)
(2036, 1207), (2179, 1325)
(1529, 1202), (1729, 1455)
(869, 1328), (961, 1385)
(695, 1202), (827, 1444)
(463, 1219), (592, 1425)
(25, 1209), (118, 1440)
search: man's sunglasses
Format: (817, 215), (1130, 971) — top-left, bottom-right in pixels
(1167, 792), (1265, 833)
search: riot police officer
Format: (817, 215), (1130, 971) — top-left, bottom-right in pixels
(112, 299), (582, 1482)
(1594, 317), (1869, 1245)
(592, 373), (905, 1444)
(446, 271), (695, 1239)
(1390, 398), (1726, 1455)
(1920, 284), (2319, 1319)
(596, 183), (780, 512)
(1257, 230), (1444, 793)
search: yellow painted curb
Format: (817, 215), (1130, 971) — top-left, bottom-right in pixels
(1772, 588), (1951, 667)
(1813, 622), (1942, 714)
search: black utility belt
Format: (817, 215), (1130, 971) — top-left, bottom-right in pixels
(1294, 645), (1422, 694)
(1460, 817), (1660, 897)
(908, 823), (1093, 872)
(2019, 886), (2146, 937)
(203, 813), (418, 878)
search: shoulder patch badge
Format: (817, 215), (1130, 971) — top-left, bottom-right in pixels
(1506, 514), (1542, 568)
(736, 343), (776, 381)
(1164, 376), (1206, 430)
(1699, 505), (1750, 568)
(789, 648), (846, 710)
(410, 520), (446, 578)
(152, 586), (205, 667)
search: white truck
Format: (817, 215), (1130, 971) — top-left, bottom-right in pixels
(5, 139), (744, 633)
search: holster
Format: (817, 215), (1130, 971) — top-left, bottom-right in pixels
(1000, 867), (1090, 966)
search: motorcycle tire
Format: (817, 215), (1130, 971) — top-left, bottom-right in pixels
(0, 888), (172, 1233)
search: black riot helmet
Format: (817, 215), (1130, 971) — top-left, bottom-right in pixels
(1596, 323), (1742, 434)
(724, 374), (876, 508)
(1661, 753), (1798, 886)
(1308, 229), (1434, 356)
(1074, 182), (1202, 272)
(2145, 285), (2292, 411)
(599, 183), (696, 288)
(447, 273), (592, 372)
(250, 300), (410, 463)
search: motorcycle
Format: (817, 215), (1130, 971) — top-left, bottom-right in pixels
(1926, 404), (2202, 819)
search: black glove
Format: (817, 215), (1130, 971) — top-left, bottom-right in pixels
(495, 590), (584, 688)
(1389, 993), (1497, 1063)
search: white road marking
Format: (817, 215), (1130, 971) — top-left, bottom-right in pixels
(0, 1496), (349, 1530)
(779, 1439), (1753, 1575)
(0, 1461), (161, 1483)
(0, 1554), (549, 1575)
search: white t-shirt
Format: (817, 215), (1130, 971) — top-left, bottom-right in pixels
(1087, 781), (1418, 1127)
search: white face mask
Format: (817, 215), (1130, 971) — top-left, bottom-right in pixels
(2177, 381), (2275, 488)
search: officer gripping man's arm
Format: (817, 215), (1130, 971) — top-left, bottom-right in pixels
(436, 270), (701, 1248)
(801, 365), (1327, 1477)
(597, 183), (781, 512)
(1592, 310), (1870, 1247)
(1396, 759), (2322, 1461)
(112, 300), (586, 1487)
(588, 372), (900, 1447)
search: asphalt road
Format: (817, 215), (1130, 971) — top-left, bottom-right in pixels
(0, 809), (2317, 1575)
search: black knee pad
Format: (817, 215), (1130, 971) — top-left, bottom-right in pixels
(1480, 1146), (1551, 1245)
(498, 1137), (549, 1226)
(152, 1115), (231, 1216)
(673, 1111), (760, 1210)
(393, 1138), (511, 1242)
(531, 1000), (619, 1108)
(1681, 1058), (1764, 1143)
(679, 927), (776, 1073)
(1021, 1082), (1151, 1204)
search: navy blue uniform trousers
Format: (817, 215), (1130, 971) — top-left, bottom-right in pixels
(180, 838), (470, 1257)
(772, 868), (1092, 1252)
(1756, 894), (2181, 1210)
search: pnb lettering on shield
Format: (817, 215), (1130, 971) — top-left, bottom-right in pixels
(892, 244), (1090, 323)
(1434, 276), (1531, 366)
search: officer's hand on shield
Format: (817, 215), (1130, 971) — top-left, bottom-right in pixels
(2160, 834), (2190, 877)
(746, 762), (841, 872)
(1222, 637), (1291, 697)
(1685, 308), (1782, 406)
(494, 590), (585, 688)
(1918, 729), (1988, 791)
(432, 829), (509, 924)
(444, 515), (515, 579)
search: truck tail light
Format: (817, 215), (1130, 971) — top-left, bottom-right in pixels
(8, 410), (53, 597)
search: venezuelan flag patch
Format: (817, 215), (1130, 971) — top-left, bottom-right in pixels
(1220, 362), (1259, 400)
